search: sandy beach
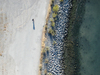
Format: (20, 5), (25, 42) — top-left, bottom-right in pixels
(0, 0), (49, 75)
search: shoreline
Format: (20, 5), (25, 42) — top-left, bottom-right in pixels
(38, 0), (52, 75)
(38, 0), (86, 75)
(62, 0), (86, 75)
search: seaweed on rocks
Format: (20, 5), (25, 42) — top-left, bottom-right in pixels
(62, 0), (86, 75)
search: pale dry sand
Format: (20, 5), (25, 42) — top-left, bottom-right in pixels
(0, 0), (49, 75)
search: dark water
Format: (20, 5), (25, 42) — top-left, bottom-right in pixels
(79, 0), (100, 75)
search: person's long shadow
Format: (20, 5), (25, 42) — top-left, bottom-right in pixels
(33, 21), (35, 30)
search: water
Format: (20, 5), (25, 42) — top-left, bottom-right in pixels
(79, 0), (100, 75)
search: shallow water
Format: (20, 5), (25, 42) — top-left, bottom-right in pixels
(79, 0), (100, 75)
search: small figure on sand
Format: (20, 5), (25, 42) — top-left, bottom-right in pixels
(32, 19), (35, 30)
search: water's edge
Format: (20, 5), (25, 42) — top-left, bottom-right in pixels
(62, 0), (86, 75)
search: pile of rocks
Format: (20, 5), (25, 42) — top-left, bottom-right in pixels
(46, 0), (71, 75)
